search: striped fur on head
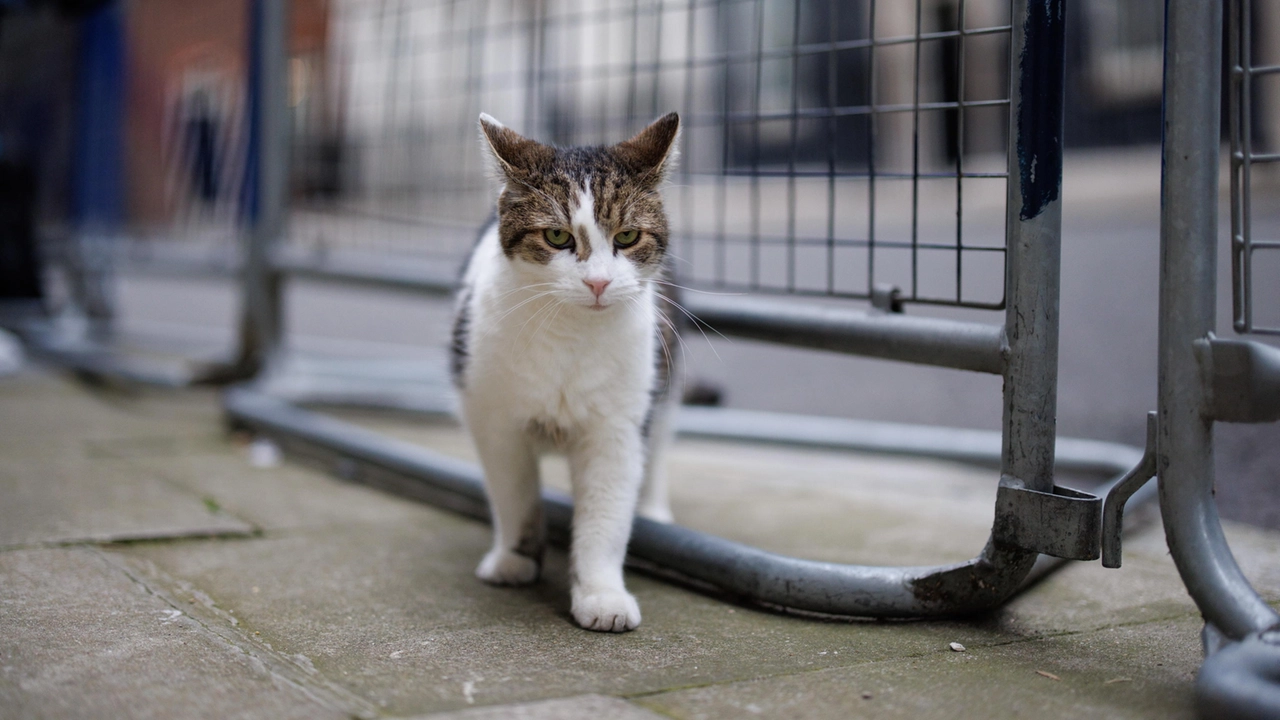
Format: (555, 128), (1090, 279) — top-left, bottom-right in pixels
(479, 113), (679, 270)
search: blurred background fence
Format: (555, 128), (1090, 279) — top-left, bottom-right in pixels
(10, 0), (1269, 314)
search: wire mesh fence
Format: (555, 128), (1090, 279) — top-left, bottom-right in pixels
(293, 0), (1014, 310)
(1228, 0), (1280, 336)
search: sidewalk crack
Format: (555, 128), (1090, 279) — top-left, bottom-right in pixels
(90, 547), (382, 720)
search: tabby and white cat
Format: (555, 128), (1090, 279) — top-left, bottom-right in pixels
(451, 113), (683, 632)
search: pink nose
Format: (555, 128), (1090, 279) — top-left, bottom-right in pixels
(584, 278), (611, 298)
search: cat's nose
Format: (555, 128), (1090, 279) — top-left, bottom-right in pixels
(583, 278), (611, 299)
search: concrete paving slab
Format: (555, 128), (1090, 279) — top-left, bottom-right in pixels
(0, 373), (220, 458)
(117, 517), (1029, 717)
(103, 447), (436, 533)
(1003, 515), (1280, 637)
(0, 373), (254, 546)
(645, 438), (997, 566)
(633, 615), (1211, 719)
(278, 409), (1280, 627)
(0, 546), (355, 720)
(7, 368), (1280, 719)
(0, 455), (253, 548)
(411, 694), (667, 719)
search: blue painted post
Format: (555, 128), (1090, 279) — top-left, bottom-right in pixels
(69, 0), (125, 332)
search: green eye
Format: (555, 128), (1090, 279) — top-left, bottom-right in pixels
(543, 228), (574, 248)
(614, 230), (640, 247)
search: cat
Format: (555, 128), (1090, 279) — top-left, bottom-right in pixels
(451, 112), (683, 632)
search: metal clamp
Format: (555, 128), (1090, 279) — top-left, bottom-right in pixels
(870, 284), (904, 314)
(993, 475), (1102, 561)
(1101, 412), (1158, 568)
(1199, 336), (1280, 423)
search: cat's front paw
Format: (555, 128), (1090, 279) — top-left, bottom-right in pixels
(475, 548), (540, 586)
(571, 589), (641, 632)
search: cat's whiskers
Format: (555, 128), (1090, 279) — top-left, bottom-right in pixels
(639, 297), (677, 382)
(660, 252), (693, 270)
(658, 312), (693, 362)
(492, 281), (557, 303)
(652, 292), (727, 360)
(648, 278), (745, 297)
(515, 293), (565, 353)
(650, 301), (694, 368)
(511, 289), (561, 337)
(524, 298), (567, 355)
(490, 289), (558, 326)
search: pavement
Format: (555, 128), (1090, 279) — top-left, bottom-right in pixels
(3, 365), (1280, 719)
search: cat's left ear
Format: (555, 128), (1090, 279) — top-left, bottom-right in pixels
(479, 113), (553, 181)
(615, 112), (680, 185)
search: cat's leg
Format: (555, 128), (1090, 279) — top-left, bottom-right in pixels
(566, 422), (645, 632)
(637, 392), (677, 523)
(470, 418), (544, 586)
(638, 343), (681, 523)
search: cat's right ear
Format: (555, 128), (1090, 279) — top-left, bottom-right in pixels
(479, 113), (552, 180)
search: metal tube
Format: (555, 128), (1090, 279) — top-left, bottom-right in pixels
(1158, 0), (1279, 640)
(272, 252), (458, 297)
(676, 406), (1141, 478)
(971, 0), (1067, 585)
(1001, 0), (1063, 495)
(1196, 631), (1280, 719)
(235, 0), (291, 377)
(223, 387), (1070, 618)
(680, 293), (1006, 374)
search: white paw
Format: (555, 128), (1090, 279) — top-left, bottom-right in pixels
(571, 589), (641, 632)
(475, 548), (540, 586)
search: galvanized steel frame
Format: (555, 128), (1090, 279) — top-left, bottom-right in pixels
(217, 0), (1103, 619)
(1157, 0), (1280, 715)
(1227, 0), (1280, 336)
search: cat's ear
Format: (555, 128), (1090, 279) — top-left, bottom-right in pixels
(615, 112), (680, 185)
(478, 113), (553, 180)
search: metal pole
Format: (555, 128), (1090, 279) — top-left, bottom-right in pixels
(1158, 0), (1279, 640)
(978, 0), (1066, 577)
(232, 0), (290, 378)
(1001, 0), (1063, 495)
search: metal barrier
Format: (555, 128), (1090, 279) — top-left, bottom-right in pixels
(224, 6), (1280, 707)
(1228, 0), (1280, 337)
(1152, 0), (1280, 715)
(216, 0), (1132, 620)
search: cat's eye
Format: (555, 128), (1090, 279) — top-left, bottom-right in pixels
(614, 230), (640, 247)
(543, 228), (574, 248)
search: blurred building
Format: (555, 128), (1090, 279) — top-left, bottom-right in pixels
(0, 0), (1276, 239)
